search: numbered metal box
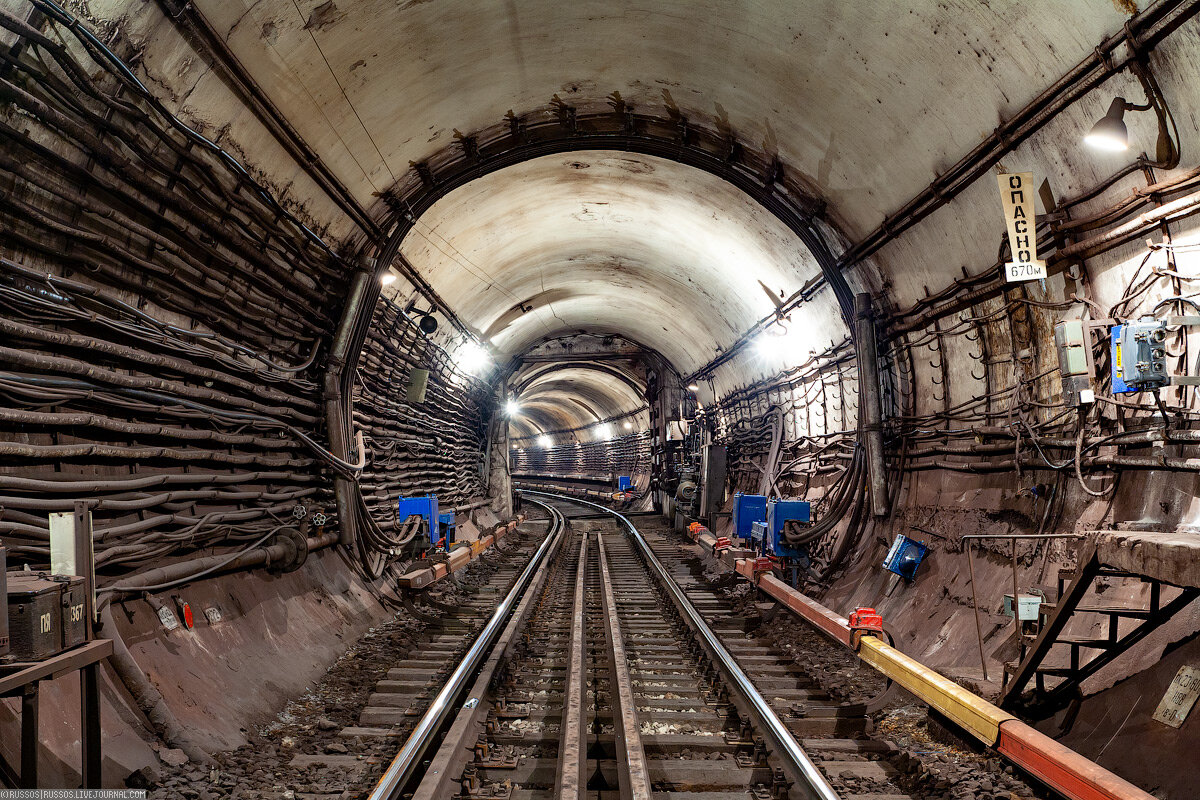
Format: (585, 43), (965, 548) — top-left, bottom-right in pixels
(58, 575), (88, 648)
(7, 573), (64, 661)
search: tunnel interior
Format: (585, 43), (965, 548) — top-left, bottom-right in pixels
(2, 0), (1200, 796)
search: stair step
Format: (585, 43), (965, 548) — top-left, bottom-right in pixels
(1054, 636), (1113, 649)
(1075, 605), (1153, 619)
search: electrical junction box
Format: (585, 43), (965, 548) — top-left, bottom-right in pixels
(1003, 593), (1043, 622)
(1112, 319), (1169, 392)
(1054, 319), (1094, 405)
(765, 498), (812, 560)
(617, 475), (632, 492)
(750, 520), (769, 553)
(437, 512), (456, 550)
(882, 534), (928, 581)
(732, 493), (767, 542)
(398, 495), (442, 549)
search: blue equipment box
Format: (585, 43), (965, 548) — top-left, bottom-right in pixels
(882, 534), (928, 580)
(1112, 319), (1168, 393)
(438, 512), (456, 548)
(764, 498), (811, 559)
(398, 495), (454, 549)
(618, 475), (632, 492)
(732, 493), (767, 541)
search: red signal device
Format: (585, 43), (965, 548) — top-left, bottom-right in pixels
(848, 607), (883, 636)
(173, 597), (195, 630)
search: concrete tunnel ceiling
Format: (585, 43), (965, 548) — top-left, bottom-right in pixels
(179, 0), (1128, 245)
(154, 0), (1141, 415)
(398, 151), (824, 375)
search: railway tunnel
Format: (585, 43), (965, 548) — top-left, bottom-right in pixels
(2, 0), (1200, 797)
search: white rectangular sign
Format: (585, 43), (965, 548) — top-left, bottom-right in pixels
(1152, 665), (1200, 728)
(996, 171), (1046, 283)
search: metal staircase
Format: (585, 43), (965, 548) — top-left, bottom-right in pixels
(999, 539), (1200, 719)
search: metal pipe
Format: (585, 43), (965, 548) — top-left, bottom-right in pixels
(966, 543), (989, 681)
(522, 490), (840, 800)
(326, 268), (374, 546)
(368, 504), (565, 800)
(854, 293), (888, 517)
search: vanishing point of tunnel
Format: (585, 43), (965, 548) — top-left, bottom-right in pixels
(1, 1), (1200, 798)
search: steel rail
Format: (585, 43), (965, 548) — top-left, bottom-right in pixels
(556, 528), (590, 800)
(367, 504), (566, 800)
(522, 490), (840, 800)
(595, 530), (653, 800)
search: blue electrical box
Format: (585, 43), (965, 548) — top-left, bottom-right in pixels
(618, 475), (633, 492)
(438, 512), (456, 549)
(882, 534), (928, 580)
(398, 495), (453, 549)
(1112, 319), (1168, 393)
(764, 498), (811, 559)
(732, 493), (768, 542)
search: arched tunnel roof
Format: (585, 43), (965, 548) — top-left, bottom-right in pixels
(190, 0), (1127, 240)
(132, 0), (1142, 423)
(399, 151), (823, 374)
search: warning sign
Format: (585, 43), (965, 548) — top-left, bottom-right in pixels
(1152, 665), (1200, 728)
(996, 171), (1046, 283)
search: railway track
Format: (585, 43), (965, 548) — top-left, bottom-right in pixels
(365, 493), (1050, 800)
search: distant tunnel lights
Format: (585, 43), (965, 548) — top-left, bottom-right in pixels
(595, 423), (614, 440)
(537, 434), (553, 448)
(623, 421), (633, 430)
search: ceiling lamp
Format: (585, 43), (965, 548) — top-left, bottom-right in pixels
(455, 340), (491, 375)
(505, 399), (521, 416)
(537, 434), (553, 448)
(1084, 97), (1140, 152)
(380, 271), (397, 286)
(623, 420), (633, 430)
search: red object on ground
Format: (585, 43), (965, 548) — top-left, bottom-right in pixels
(713, 537), (732, 551)
(752, 556), (774, 574)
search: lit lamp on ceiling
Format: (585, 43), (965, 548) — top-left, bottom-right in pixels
(1083, 97), (1146, 152)
(380, 271), (397, 286)
(1083, 86), (1177, 168)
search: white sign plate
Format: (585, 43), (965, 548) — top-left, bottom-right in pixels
(1152, 664), (1200, 728)
(996, 171), (1046, 282)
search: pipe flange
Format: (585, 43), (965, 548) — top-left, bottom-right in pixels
(269, 528), (309, 573)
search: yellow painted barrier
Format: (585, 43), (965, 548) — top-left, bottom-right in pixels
(857, 636), (1014, 745)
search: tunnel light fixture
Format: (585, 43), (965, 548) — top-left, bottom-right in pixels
(1084, 97), (1136, 152)
(455, 341), (492, 375)
(537, 434), (553, 448)
(505, 399), (521, 416)
(380, 271), (397, 286)
(687, 383), (699, 392)
(623, 420), (633, 430)
(595, 422), (614, 440)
